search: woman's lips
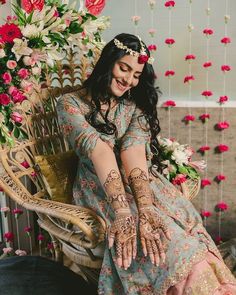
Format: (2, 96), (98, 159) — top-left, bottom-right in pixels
(116, 80), (127, 92)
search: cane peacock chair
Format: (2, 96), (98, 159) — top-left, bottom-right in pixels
(0, 49), (106, 284)
(0, 48), (202, 285)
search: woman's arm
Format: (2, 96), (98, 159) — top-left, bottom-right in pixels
(121, 144), (171, 266)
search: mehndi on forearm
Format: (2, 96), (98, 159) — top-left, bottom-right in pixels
(128, 167), (154, 210)
(103, 169), (130, 213)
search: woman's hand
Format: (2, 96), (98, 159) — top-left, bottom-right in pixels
(139, 206), (171, 266)
(108, 210), (136, 270)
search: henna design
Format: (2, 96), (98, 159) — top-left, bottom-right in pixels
(103, 170), (129, 211)
(128, 168), (153, 209)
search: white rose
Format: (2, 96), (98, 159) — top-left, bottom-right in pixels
(171, 149), (189, 165)
(0, 48), (6, 58)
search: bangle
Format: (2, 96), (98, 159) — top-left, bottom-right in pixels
(114, 208), (131, 215)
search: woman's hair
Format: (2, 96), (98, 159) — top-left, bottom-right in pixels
(82, 33), (162, 170)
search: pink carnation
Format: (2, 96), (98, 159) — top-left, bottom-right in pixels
(221, 65), (231, 72)
(216, 174), (226, 181)
(171, 174), (187, 185)
(165, 38), (175, 45)
(185, 54), (196, 61)
(17, 68), (29, 79)
(201, 210), (212, 218)
(165, 70), (175, 77)
(199, 145), (210, 152)
(85, 0), (106, 16)
(24, 226), (32, 233)
(148, 44), (157, 51)
(184, 115), (195, 122)
(165, 1), (175, 7)
(184, 75), (194, 83)
(203, 28), (214, 35)
(203, 61), (212, 68)
(221, 37), (231, 44)
(199, 113), (210, 122)
(216, 201), (228, 211)
(11, 112), (23, 123)
(218, 95), (228, 104)
(4, 231), (14, 242)
(216, 121), (230, 130)
(201, 178), (211, 187)
(201, 90), (213, 98)
(163, 100), (176, 107)
(21, 160), (30, 168)
(37, 234), (45, 241)
(217, 144), (229, 153)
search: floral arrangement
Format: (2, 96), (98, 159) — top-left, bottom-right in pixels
(157, 136), (206, 185)
(0, 0), (109, 147)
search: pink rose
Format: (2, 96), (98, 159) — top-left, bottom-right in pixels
(163, 100), (176, 107)
(201, 210), (212, 218)
(185, 54), (196, 61)
(172, 174), (187, 185)
(21, 0), (44, 13)
(85, 0), (106, 16)
(15, 249), (27, 256)
(201, 178), (211, 187)
(216, 202), (228, 211)
(10, 88), (26, 103)
(138, 55), (149, 64)
(11, 112), (23, 123)
(216, 121), (230, 130)
(165, 70), (175, 77)
(218, 95), (228, 104)
(21, 160), (30, 168)
(217, 144), (229, 153)
(184, 75), (194, 83)
(6, 60), (17, 69)
(17, 68), (29, 79)
(2, 72), (12, 84)
(0, 93), (11, 105)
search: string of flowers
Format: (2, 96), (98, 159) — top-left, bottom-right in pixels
(215, 0), (230, 245)
(183, 0), (195, 146)
(163, 0), (176, 138)
(131, 0), (140, 35)
(147, 0), (157, 68)
(199, 0), (213, 228)
(0, 0), (109, 147)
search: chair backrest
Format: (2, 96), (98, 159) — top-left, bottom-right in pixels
(0, 49), (100, 211)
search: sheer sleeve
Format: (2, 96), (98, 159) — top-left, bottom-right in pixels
(120, 106), (150, 152)
(56, 93), (100, 158)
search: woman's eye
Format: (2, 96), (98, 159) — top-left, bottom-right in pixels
(120, 67), (127, 72)
(134, 76), (140, 80)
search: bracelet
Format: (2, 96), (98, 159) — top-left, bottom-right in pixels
(114, 208), (131, 215)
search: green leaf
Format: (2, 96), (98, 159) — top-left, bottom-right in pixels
(69, 22), (83, 34)
(178, 165), (188, 175)
(19, 128), (29, 139)
(13, 127), (20, 138)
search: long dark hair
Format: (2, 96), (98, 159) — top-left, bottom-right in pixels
(82, 33), (162, 169)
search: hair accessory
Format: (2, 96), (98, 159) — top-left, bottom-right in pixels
(114, 36), (154, 65)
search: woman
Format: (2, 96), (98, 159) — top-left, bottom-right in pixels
(56, 33), (236, 294)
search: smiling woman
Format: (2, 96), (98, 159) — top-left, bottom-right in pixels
(56, 33), (236, 295)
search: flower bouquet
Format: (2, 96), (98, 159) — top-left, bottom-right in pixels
(157, 136), (206, 200)
(0, 0), (110, 147)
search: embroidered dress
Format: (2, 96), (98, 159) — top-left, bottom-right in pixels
(56, 92), (236, 295)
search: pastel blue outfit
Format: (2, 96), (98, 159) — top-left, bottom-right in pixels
(56, 92), (236, 295)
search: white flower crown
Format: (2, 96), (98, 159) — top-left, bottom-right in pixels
(113, 36), (154, 65)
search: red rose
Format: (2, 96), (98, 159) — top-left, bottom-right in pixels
(216, 202), (228, 211)
(216, 174), (226, 181)
(0, 93), (11, 105)
(218, 95), (228, 104)
(201, 90), (213, 97)
(217, 144), (229, 153)
(199, 113), (210, 121)
(165, 38), (175, 45)
(199, 145), (210, 152)
(163, 100), (176, 107)
(0, 23), (22, 43)
(201, 210), (212, 218)
(184, 115), (195, 122)
(165, 70), (175, 77)
(184, 75), (194, 83)
(203, 61), (212, 68)
(85, 0), (106, 16)
(138, 54), (149, 64)
(221, 37), (231, 44)
(4, 232), (14, 242)
(185, 54), (196, 61)
(216, 121), (230, 130)
(221, 65), (231, 72)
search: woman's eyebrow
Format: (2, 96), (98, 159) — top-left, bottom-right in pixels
(119, 61), (142, 74)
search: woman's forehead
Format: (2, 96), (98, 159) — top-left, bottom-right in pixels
(117, 55), (145, 72)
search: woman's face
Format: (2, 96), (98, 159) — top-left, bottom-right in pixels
(110, 54), (144, 97)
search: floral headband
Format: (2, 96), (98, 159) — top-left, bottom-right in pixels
(113, 36), (154, 65)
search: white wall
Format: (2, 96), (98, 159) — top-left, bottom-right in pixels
(101, 0), (236, 103)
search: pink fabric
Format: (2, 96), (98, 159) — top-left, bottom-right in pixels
(167, 252), (236, 295)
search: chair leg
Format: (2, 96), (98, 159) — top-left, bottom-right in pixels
(50, 235), (63, 262)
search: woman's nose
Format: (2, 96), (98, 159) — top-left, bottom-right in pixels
(123, 73), (133, 86)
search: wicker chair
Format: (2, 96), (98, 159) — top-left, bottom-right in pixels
(0, 49), (201, 284)
(0, 50), (106, 284)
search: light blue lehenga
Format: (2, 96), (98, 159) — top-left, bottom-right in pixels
(56, 92), (236, 295)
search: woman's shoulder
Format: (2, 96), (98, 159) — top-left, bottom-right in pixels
(57, 88), (92, 108)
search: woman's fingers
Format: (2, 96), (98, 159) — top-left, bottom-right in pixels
(127, 240), (132, 267)
(132, 237), (137, 259)
(116, 241), (123, 268)
(122, 244), (129, 270)
(151, 240), (160, 266)
(141, 237), (147, 256)
(108, 229), (115, 249)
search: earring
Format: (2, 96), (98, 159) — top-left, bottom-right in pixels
(128, 89), (131, 99)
